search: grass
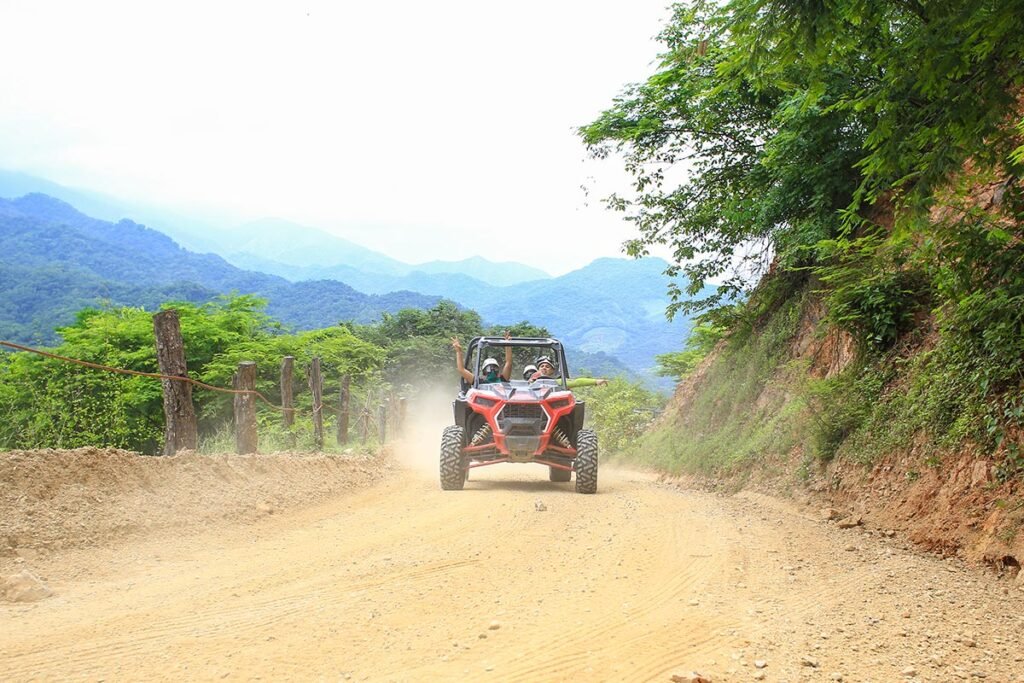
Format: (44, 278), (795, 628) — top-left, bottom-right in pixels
(619, 284), (1022, 481)
(198, 415), (382, 455)
(623, 292), (809, 476)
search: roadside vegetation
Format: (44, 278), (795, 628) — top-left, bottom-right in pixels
(584, 0), (1024, 478)
(0, 296), (663, 455)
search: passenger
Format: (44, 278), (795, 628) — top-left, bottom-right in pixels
(530, 356), (609, 388)
(530, 356), (559, 381)
(451, 332), (513, 384)
(522, 364), (538, 381)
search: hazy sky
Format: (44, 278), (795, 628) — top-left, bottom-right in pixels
(0, 1), (674, 275)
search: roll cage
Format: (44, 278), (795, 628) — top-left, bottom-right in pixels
(460, 336), (571, 392)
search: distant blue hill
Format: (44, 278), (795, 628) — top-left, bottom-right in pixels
(0, 194), (439, 344)
(0, 169), (552, 287)
(0, 188), (702, 387)
(224, 218), (550, 285)
(0, 169), (228, 254)
(223, 251), (701, 384)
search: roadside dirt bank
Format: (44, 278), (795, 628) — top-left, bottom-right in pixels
(658, 445), (1024, 581)
(0, 446), (386, 564)
(2, 447), (1024, 682)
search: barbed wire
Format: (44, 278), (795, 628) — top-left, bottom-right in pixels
(0, 340), (410, 450)
(0, 339), (409, 428)
(1, 340), (291, 412)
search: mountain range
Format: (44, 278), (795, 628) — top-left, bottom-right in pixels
(224, 218), (550, 286)
(0, 174), (698, 384)
(0, 194), (439, 343)
(0, 171), (550, 286)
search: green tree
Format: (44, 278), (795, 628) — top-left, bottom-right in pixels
(583, 0), (1024, 474)
(573, 378), (666, 455)
(655, 323), (726, 380)
(580, 1), (866, 317)
(581, 0), (1024, 319)
(0, 296), (387, 453)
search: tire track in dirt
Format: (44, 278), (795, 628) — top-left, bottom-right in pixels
(495, 550), (741, 679)
(3, 557), (487, 681)
(2, 464), (745, 683)
(2, 485), (492, 680)
(5, 456), (1024, 681)
(395, 473), (744, 682)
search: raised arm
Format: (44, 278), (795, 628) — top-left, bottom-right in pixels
(501, 330), (513, 381)
(451, 337), (474, 383)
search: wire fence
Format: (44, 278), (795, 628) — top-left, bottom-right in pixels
(0, 339), (406, 452)
(1, 339), (279, 401)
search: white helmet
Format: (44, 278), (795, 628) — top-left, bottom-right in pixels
(535, 356), (556, 371)
(522, 364), (537, 380)
(482, 357), (500, 373)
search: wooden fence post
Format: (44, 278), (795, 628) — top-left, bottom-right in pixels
(359, 409), (369, 442)
(309, 357), (324, 451)
(234, 361), (258, 454)
(281, 356), (295, 428)
(337, 374), (350, 445)
(398, 397), (407, 435)
(153, 309), (198, 456)
(281, 356), (296, 449)
(378, 403), (387, 444)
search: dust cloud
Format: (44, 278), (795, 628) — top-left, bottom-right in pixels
(393, 381), (455, 476)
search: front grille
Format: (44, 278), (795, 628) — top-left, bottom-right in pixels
(500, 403), (544, 420)
(497, 402), (547, 441)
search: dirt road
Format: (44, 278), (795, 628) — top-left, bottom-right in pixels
(3, 456), (1024, 682)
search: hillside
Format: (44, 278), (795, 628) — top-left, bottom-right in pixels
(224, 254), (505, 304)
(1, 192), (692, 382)
(411, 256), (548, 286)
(0, 170), (551, 287)
(638, 276), (1024, 572)
(582, 0), (1024, 573)
(0, 194), (439, 343)
(226, 253), (699, 381)
(229, 218), (411, 275)
(226, 231), (550, 286)
(0, 169), (228, 254)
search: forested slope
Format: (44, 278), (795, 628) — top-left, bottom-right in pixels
(586, 0), (1024, 567)
(0, 193), (694, 380)
(0, 194), (439, 343)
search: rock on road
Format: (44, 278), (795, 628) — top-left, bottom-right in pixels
(2, 461), (1024, 682)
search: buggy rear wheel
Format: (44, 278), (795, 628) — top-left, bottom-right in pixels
(440, 425), (466, 491)
(549, 466), (572, 482)
(574, 429), (598, 494)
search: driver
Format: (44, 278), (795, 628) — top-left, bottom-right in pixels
(451, 331), (513, 383)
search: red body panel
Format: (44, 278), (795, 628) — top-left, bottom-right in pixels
(465, 385), (577, 457)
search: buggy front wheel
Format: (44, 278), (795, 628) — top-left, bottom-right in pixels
(574, 429), (598, 494)
(440, 425), (466, 491)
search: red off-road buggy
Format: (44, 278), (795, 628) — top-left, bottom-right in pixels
(440, 336), (598, 493)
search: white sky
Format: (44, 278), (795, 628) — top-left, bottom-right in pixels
(0, 0), (674, 275)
